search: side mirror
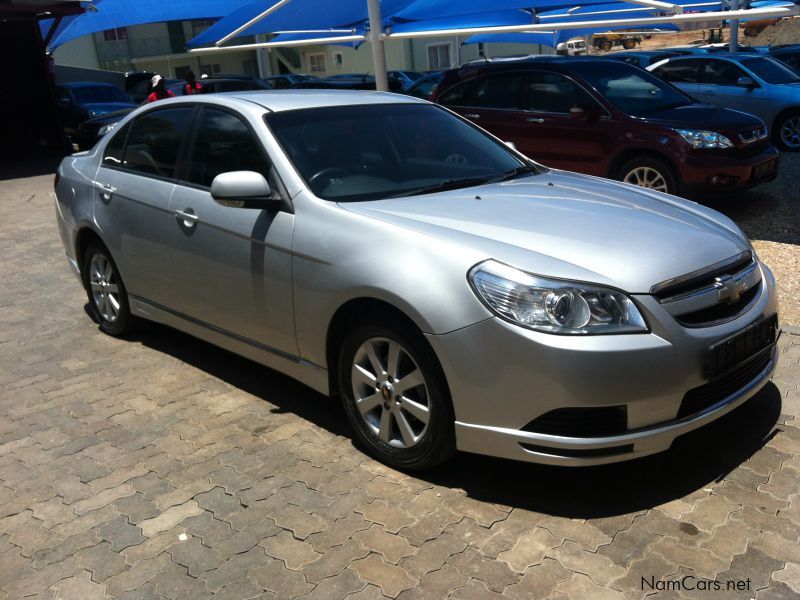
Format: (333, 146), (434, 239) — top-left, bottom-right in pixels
(737, 76), (757, 88)
(210, 171), (280, 209)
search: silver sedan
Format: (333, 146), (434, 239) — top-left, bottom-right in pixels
(55, 91), (779, 469)
(649, 53), (800, 151)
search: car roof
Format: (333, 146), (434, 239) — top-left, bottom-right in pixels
(158, 90), (427, 113)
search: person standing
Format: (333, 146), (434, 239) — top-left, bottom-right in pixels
(184, 71), (202, 95)
(146, 75), (175, 103)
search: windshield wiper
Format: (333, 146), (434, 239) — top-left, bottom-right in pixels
(493, 164), (540, 182)
(391, 176), (494, 198)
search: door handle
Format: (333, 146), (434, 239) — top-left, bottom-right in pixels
(464, 113), (481, 119)
(526, 117), (545, 123)
(175, 209), (199, 227)
(93, 181), (116, 199)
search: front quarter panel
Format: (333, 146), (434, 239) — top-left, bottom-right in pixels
(291, 194), (493, 367)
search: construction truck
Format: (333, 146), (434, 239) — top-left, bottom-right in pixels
(592, 33), (642, 51)
(555, 39), (587, 55)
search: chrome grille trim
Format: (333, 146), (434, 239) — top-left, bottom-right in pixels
(738, 126), (768, 145)
(650, 250), (753, 298)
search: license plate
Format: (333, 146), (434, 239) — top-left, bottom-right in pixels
(752, 158), (777, 181)
(704, 314), (778, 380)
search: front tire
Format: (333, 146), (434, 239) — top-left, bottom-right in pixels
(617, 156), (677, 195)
(82, 241), (135, 337)
(774, 110), (800, 152)
(338, 319), (455, 470)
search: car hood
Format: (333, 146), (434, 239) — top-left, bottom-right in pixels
(79, 102), (137, 115)
(642, 103), (764, 130)
(342, 170), (749, 293)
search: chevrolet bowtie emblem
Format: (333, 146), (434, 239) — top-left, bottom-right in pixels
(714, 274), (745, 304)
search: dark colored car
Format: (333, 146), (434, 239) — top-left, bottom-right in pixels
(166, 77), (272, 96)
(387, 70), (424, 90)
(405, 71), (444, 99)
(768, 46), (800, 75)
(76, 108), (134, 151)
(123, 71), (155, 94)
(128, 78), (181, 104)
(606, 50), (691, 68)
(55, 82), (137, 144)
(431, 57), (779, 198)
(290, 74), (405, 92)
(263, 73), (317, 89)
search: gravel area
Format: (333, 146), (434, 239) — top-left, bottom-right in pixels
(707, 152), (800, 326)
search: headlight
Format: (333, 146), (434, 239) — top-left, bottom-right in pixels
(675, 129), (733, 149)
(97, 123), (116, 137)
(469, 260), (648, 335)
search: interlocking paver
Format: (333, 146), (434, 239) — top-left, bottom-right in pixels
(1, 174), (800, 600)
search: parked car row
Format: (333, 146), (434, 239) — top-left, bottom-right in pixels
(430, 56), (779, 198)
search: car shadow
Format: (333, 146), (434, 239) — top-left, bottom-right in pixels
(126, 318), (783, 519)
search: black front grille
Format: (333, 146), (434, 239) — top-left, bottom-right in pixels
(675, 282), (760, 327)
(677, 350), (772, 420)
(522, 406), (627, 437)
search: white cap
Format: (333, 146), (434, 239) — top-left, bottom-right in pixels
(201, 73), (209, 79)
(151, 74), (163, 87)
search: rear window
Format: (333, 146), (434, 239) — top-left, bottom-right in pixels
(741, 57), (800, 84)
(653, 59), (703, 83)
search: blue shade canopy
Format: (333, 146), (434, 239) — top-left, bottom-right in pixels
(466, 23), (679, 48)
(189, 0), (415, 47)
(47, 0), (252, 49)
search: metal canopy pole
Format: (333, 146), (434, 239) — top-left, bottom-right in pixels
(728, 0), (740, 51)
(367, 0), (389, 91)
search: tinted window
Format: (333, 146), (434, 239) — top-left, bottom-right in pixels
(654, 59), (702, 83)
(470, 74), (525, 109)
(526, 72), (597, 113)
(702, 60), (747, 85)
(122, 108), (194, 178)
(438, 80), (476, 106)
(773, 53), (800, 71)
(265, 104), (531, 202)
(569, 61), (692, 116)
(408, 76), (442, 99)
(741, 57), (800, 84)
(102, 123), (130, 166)
(186, 108), (272, 188)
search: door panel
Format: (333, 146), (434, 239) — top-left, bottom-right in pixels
(91, 107), (195, 310)
(697, 59), (763, 117)
(168, 107), (297, 355)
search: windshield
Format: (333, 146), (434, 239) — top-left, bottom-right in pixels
(741, 57), (800, 84)
(265, 103), (537, 202)
(569, 61), (692, 116)
(71, 85), (129, 104)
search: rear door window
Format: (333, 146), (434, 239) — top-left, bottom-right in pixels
(653, 59), (703, 83)
(122, 107), (194, 179)
(469, 73), (525, 109)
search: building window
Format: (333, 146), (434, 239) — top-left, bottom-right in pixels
(201, 63), (221, 77)
(103, 27), (129, 42)
(333, 52), (344, 66)
(308, 53), (327, 73)
(427, 43), (452, 70)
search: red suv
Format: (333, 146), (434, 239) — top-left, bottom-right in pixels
(431, 57), (779, 197)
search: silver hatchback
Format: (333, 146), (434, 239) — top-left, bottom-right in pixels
(55, 91), (779, 469)
(649, 53), (800, 150)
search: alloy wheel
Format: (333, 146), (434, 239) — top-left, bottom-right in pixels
(623, 166), (669, 192)
(88, 253), (121, 323)
(351, 337), (431, 449)
(780, 116), (800, 149)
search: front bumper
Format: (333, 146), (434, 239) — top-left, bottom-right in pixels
(678, 146), (779, 198)
(426, 262), (778, 466)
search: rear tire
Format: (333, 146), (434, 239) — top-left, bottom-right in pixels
(338, 318), (455, 470)
(617, 156), (677, 195)
(82, 241), (136, 337)
(773, 110), (800, 152)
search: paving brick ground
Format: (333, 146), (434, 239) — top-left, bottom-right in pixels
(1, 169), (799, 599)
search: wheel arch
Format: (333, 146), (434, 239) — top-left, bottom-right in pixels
(75, 226), (105, 277)
(772, 106), (800, 146)
(325, 297), (449, 402)
(608, 147), (677, 181)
